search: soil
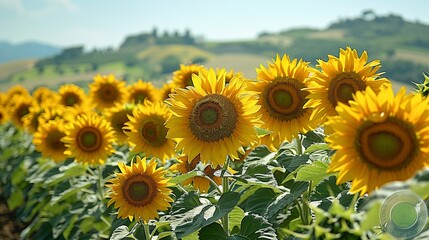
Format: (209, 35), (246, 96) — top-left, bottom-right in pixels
(0, 196), (25, 240)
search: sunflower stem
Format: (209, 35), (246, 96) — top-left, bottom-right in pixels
(143, 222), (151, 240)
(97, 164), (105, 206)
(296, 134), (303, 155)
(221, 159), (230, 235)
(202, 174), (222, 195)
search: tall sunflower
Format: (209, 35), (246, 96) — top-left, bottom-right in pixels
(32, 87), (58, 106)
(326, 86), (429, 195)
(0, 107), (9, 124)
(305, 47), (391, 124)
(247, 54), (321, 144)
(158, 82), (175, 101)
(105, 104), (135, 145)
(166, 68), (261, 167)
(89, 74), (128, 110)
(33, 120), (68, 163)
(171, 64), (207, 89)
(62, 113), (116, 165)
(58, 84), (88, 108)
(127, 80), (157, 104)
(9, 96), (35, 129)
(125, 101), (176, 163)
(171, 154), (223, 193)
(106, 156), (173, 222)
(22, 105), (44, 133)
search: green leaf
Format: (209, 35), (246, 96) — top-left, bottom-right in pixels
(7, 188), (24, 210)
(241, 163), (277, 186)
(277, 153), (310, 172)
(265, 181), (309, 220)
(110, 225), (131, 240)
(170, 191), (202, 215)
(231, 214), (277, 240)
(240, 188), (277, 215)
(50, 182), (92, 205)
(304, 143), (330, 154)
(310, 176), (344, 201)
(174, 192), (240, 238)
(198, 223), (227, 240)
(255, 127), (272, 137)
(45, 163), (86, 186)
(245, 146), (272, 162)
(295, 160), (335, 187)
(169, 170), (199, 184)
(360, 201), (382, 231)
(229, 207), (245, 233)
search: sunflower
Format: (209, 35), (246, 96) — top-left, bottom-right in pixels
(166, 68), (261, 167)
(105, 104), (135, 145)
(305, 47), (391, 124)
(106, 156), (173, 222)
(171, 154), (222, 193)
(125, 101), (176, 163)
(326, 86), (429, 195)
(171, 64), (207, 89)
(6, 84), (30, 100)
(32, 86), (58, 106)
(62, 113), (116, 165)
(38, 105), (74, 126)
(170, 154), (201, 186)
(217, 68), (242, 84)
(89, 74), (128, 110)
(58, 84), (88, 108)
(158, 82), (175, 101)
(33, 120), (68, 163)
(0, 107), (9, 124)
(9, 96), (35, 129)
(22, 105), (44, 133)
(247, 54), (321, 144)
(127, 80), (157, 104)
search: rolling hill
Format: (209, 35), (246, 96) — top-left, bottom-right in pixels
(1, 11), (428, 91)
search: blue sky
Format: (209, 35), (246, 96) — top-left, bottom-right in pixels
(1, 0), (429, 49)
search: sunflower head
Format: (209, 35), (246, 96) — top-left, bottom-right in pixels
(171, 64), (207, 89)
(33, 120), (68, 163)
(305, 47), (391, 124)
(158, 82), (175, 101)
(38, 105), (74, 126)
(166, 68), (261, 167)
(62, 113), (116, 165)
(6, 85), (30, 101)
(128, 80), (157, 104)
(89, 74), (128, 110)
(414, 72), (429, 98)
(9, 96), (35, 129)
(106, 156), (173, 222)
(125, 101), (176, 163)
(58, 84), (88, 107)
(247, 54), (320, 143)
(0, 107), (9, 124)
(171, 154), (201, 186)
(32, 86), (59, 106)
(22, 105), (44, 133)
(326, 86), (429, 195)
(105, 104), (135, 145)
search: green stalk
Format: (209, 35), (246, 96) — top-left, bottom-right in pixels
(221, 159), (230, 234)
(296, 134), (303, 155)
(98, 164), (105, 205)
(143, 222), (151, 240)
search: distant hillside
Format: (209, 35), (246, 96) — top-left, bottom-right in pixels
(0, 41), (61, 64)
(1, 11), (428, 91)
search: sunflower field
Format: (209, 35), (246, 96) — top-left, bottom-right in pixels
(1, 47), (429, 240)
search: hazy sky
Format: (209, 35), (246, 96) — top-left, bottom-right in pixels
(1, 0), (429, 49)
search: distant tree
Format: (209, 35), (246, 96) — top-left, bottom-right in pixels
(91, 63), (99, 71)
(160, 55), (181, 74)
(151, 27), (158, 37)
(173, 31), (180, 37)
(36, 65), (44, 74)
(192, 56), (207, 64)
(362, 9), (376, 21)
